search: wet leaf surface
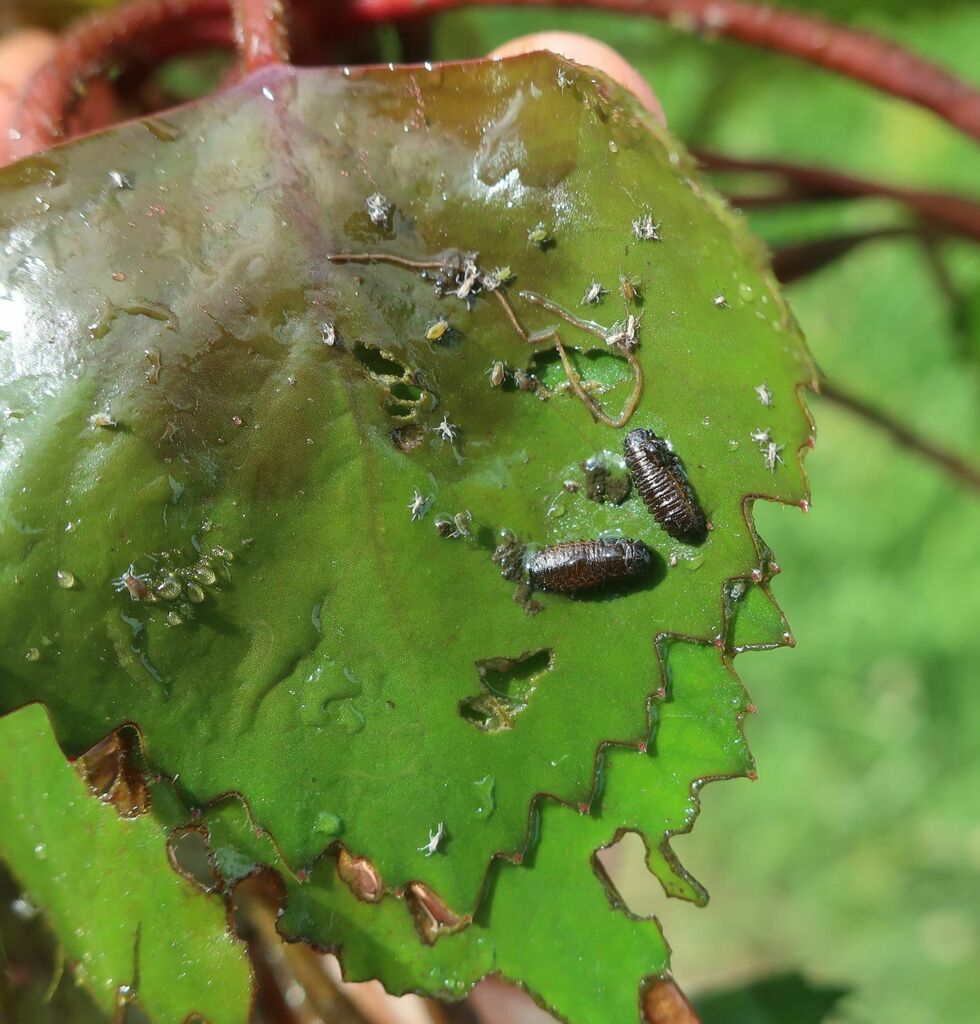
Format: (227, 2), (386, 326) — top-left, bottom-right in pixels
(0, 705), (251, 1023)
(0, 51), (813, 1018)
(175, 641), (754, 1022)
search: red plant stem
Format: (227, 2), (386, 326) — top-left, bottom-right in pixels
(350, 0), (980, 142)
(9, 0), (232, 160)
(232, 0), (290, 73)
(770, 227), (919, 284)
(12, 0), (980, 158)
(642, 976), (702, 1023)
(820, 380), (980, 491)
(696, 150), (980, 243)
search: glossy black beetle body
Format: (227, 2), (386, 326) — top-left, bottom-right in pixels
(623, 428), (707, 544)
(528, 538), (652, 593)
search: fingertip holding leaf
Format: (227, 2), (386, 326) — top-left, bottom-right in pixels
(0, 48), (813, 1023)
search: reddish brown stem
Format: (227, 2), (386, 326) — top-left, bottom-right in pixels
(821, 380), (980, 491)
(351, 0), (980, 141)
(771, 226), (920, 284)
(9, 0), (232, 160)
(697, 150), (980, 243)
(642, 976), (702, 1024)
(232, 0), (289, 73)
(13, 0), (980, 160)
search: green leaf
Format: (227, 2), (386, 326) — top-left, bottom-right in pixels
(695, 971), (849, 1024)
(0, 51), (813, 1015)
(0, 704), (251, 1023)
(190, 641), (751, 1021)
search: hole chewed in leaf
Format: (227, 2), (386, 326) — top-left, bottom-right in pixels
(75, 729), (150, 818)
(389, 381), (423, 403)
(352, 343), (407, 379)
(337, 849), (384, 904)
(406, 881), (469, 945)
(459, 649), (553, 733)
(167, 827), (220, 893)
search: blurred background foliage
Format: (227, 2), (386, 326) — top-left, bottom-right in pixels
(454, 5), (980, 1023)
(425, 4), (980, 1023)
(1, 2), (978, 1023)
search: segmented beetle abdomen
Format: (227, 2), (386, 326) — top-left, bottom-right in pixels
(623, 428), (707, 544)
(528, 538), (652, 593)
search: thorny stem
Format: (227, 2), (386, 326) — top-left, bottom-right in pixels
(697, 151), (980, 244)
(820, 380), (980, 491)
(232, 0), (289, 74)
(350, 0), (980, 141)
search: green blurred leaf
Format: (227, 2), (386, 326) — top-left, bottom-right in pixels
(695, 971), (849, 1024)
(0, 705), (251, 1023)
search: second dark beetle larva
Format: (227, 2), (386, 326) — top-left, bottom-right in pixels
(528, 538), (652, 593)
(623, 428), (708, 544)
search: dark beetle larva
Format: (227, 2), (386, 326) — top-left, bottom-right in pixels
(623, 428), (708, 544)
(528, 538), (652, 593)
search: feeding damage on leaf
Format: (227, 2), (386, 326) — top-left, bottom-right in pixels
(0, 50), (814, 1024)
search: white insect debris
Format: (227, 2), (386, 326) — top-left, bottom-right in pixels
(89, 411), (118, 429)
(527, 222), (551, 247)
(108, 170), (133, 190)
(581, 279), (608, 305)
(320, 322), (337, 346)
(750, 428), (771, 446)
(713, 294), (729, 308)
(557, 66), (574, 92)
(451, 511), (472, 538)
(754, 383), (773, 407)
(433, 414), (458, 443)
(763, 441), (785, 473)
(606, 313), (641, 352)
(455, 258), (481, 301)
(631, 212), (660, 241)
(419, 822), (445, 856)
(366, 192), (392, 228)
(113, 564), (152, 601)
(408, 490), (431, 521)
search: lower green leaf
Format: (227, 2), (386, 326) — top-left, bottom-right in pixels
(0, 705), (252, 1024)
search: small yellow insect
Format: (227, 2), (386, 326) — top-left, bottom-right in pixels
(619, 274), (642, 304)
(425, 317), (450, 342)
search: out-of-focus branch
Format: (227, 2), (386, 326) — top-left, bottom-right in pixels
(237, 876), (373, 1024)
(232, 0), (289, 73)
(697, 150), (980, 243)
(351, 0), (980, 141)
(642, 976), (702, 1024)
(820, 380), (980, 491)
(771, 227), (920, 284)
